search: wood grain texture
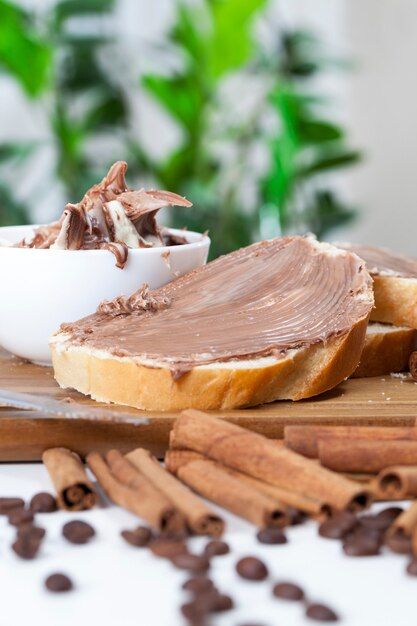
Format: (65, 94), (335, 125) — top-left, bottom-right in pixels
(0, 349), (416, 461)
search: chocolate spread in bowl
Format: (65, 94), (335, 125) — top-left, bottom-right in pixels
(57, 237), (373, 376)
(16, 161), (192, 268)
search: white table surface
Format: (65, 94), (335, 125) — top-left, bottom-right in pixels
(0, 463), (413, 626)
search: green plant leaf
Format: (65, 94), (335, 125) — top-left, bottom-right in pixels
(82, 89), (128, 132)
(57, 37), (113, 92)
(299, 148), (362, 177)
(297, 120), (344, 144)
(171, 3), (208, 64)
(0, 0), (51, 96)
(142, 74), (203, 132)
(0, 141), (36, 163)
(306, 189), (356, 238)
(207, 0), (266, 78)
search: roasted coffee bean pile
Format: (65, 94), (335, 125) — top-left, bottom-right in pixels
(1, 492), (75, 591)
(6, 487), (415, 624)
(318, 505), (417, 572)
(120, 515), (340, 624)
(120, 523), (237, 624)
(235, 553), (339, 623)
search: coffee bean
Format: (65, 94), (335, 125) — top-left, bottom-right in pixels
(159, 529), (189, 541)
(45, 573), (73, 593)
(171, 553), (210, 573)
(306, 603), (339, 622)
(319, 511), (357, 540)
(8, 508), (34, 527)
(150, 537), (188, 558)
(348, 525), (384, 543)
(182, 577), (215, 595)
(17, 525), (46, 541)
(343, 537), (380, 557)
(273, 582), (304, 601)
(30, 492), (57, 513)
(0, 497), (25, 514)
(385, 529), (412, 555)
(287, 507), (307, 525)
(181, 600), (205, 622)
(257, 528), (287, 545)
(406, 557), (417, 576)
(376, 506), (403, 526)
(62, 520), (95, 545)
(203, 540), (230, 557)
(12, 535), (41, 560)
(198, 591), (234, 613)
(359, 514), (394, 532)
(121, 526), (152, 548)
(236, 556), (268, 581)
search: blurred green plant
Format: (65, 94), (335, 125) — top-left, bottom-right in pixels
(142, 0), (267, 256)
(142, 5), (361, 256)
(260, 30), (361, 238)
(0, 0), (361, 259)
(0, 0), (131, 224)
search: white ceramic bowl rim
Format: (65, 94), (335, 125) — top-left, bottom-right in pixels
(0, 224), (210, 255)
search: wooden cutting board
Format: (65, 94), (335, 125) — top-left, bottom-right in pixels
(1, 348), (416, 461)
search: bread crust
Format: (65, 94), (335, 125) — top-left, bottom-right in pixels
(372, 275), (417, 328)
(50, 313), (370, 411)
(352, 323), (417, 378)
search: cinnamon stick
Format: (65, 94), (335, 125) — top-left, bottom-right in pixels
(413, 527), (417, 555)
(318, 438), (417, 473)
(388, 501), (417, 538)
(86, 451), (184, 532)
(42, 447), (98, 511)
(172, 410), (372, 512)
(377, 466), (417, 499)
(165, 449), (323, 516)
(284, 425), (417, 458)
(409, 351), (417, 381)
(165, 450), (204, 474)
(175, 457), (289, 528)
(125, 448), (224, 536)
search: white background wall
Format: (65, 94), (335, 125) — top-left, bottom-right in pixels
(1, 0), (417, 255)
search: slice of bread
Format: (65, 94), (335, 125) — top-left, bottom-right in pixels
(50, 237), (373, 411)
(352, 323), (417, 378)
(339, 243), (417, 328)
(372, 276), (417, 328)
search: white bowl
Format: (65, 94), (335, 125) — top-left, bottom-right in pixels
(0, 225), (210, 365)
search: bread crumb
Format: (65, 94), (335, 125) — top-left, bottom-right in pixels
(390, 372), (410, 380)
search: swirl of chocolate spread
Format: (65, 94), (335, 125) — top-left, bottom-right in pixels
(16, 161), (192, 268)
(58, 236), (373, 377)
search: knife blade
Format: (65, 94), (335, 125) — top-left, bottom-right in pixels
(0, 389), (148, 425)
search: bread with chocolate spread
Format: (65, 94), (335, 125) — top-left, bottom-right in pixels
(352, 323), (417, 378)
(340, 244), (417, 328)
(50, 236), (374, 410)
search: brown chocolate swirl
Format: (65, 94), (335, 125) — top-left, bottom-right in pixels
(17, 161), (192, 268)
(339, 243), (417, 279)
(59, 237), (373, 371)
(97, 284), (171, 318)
